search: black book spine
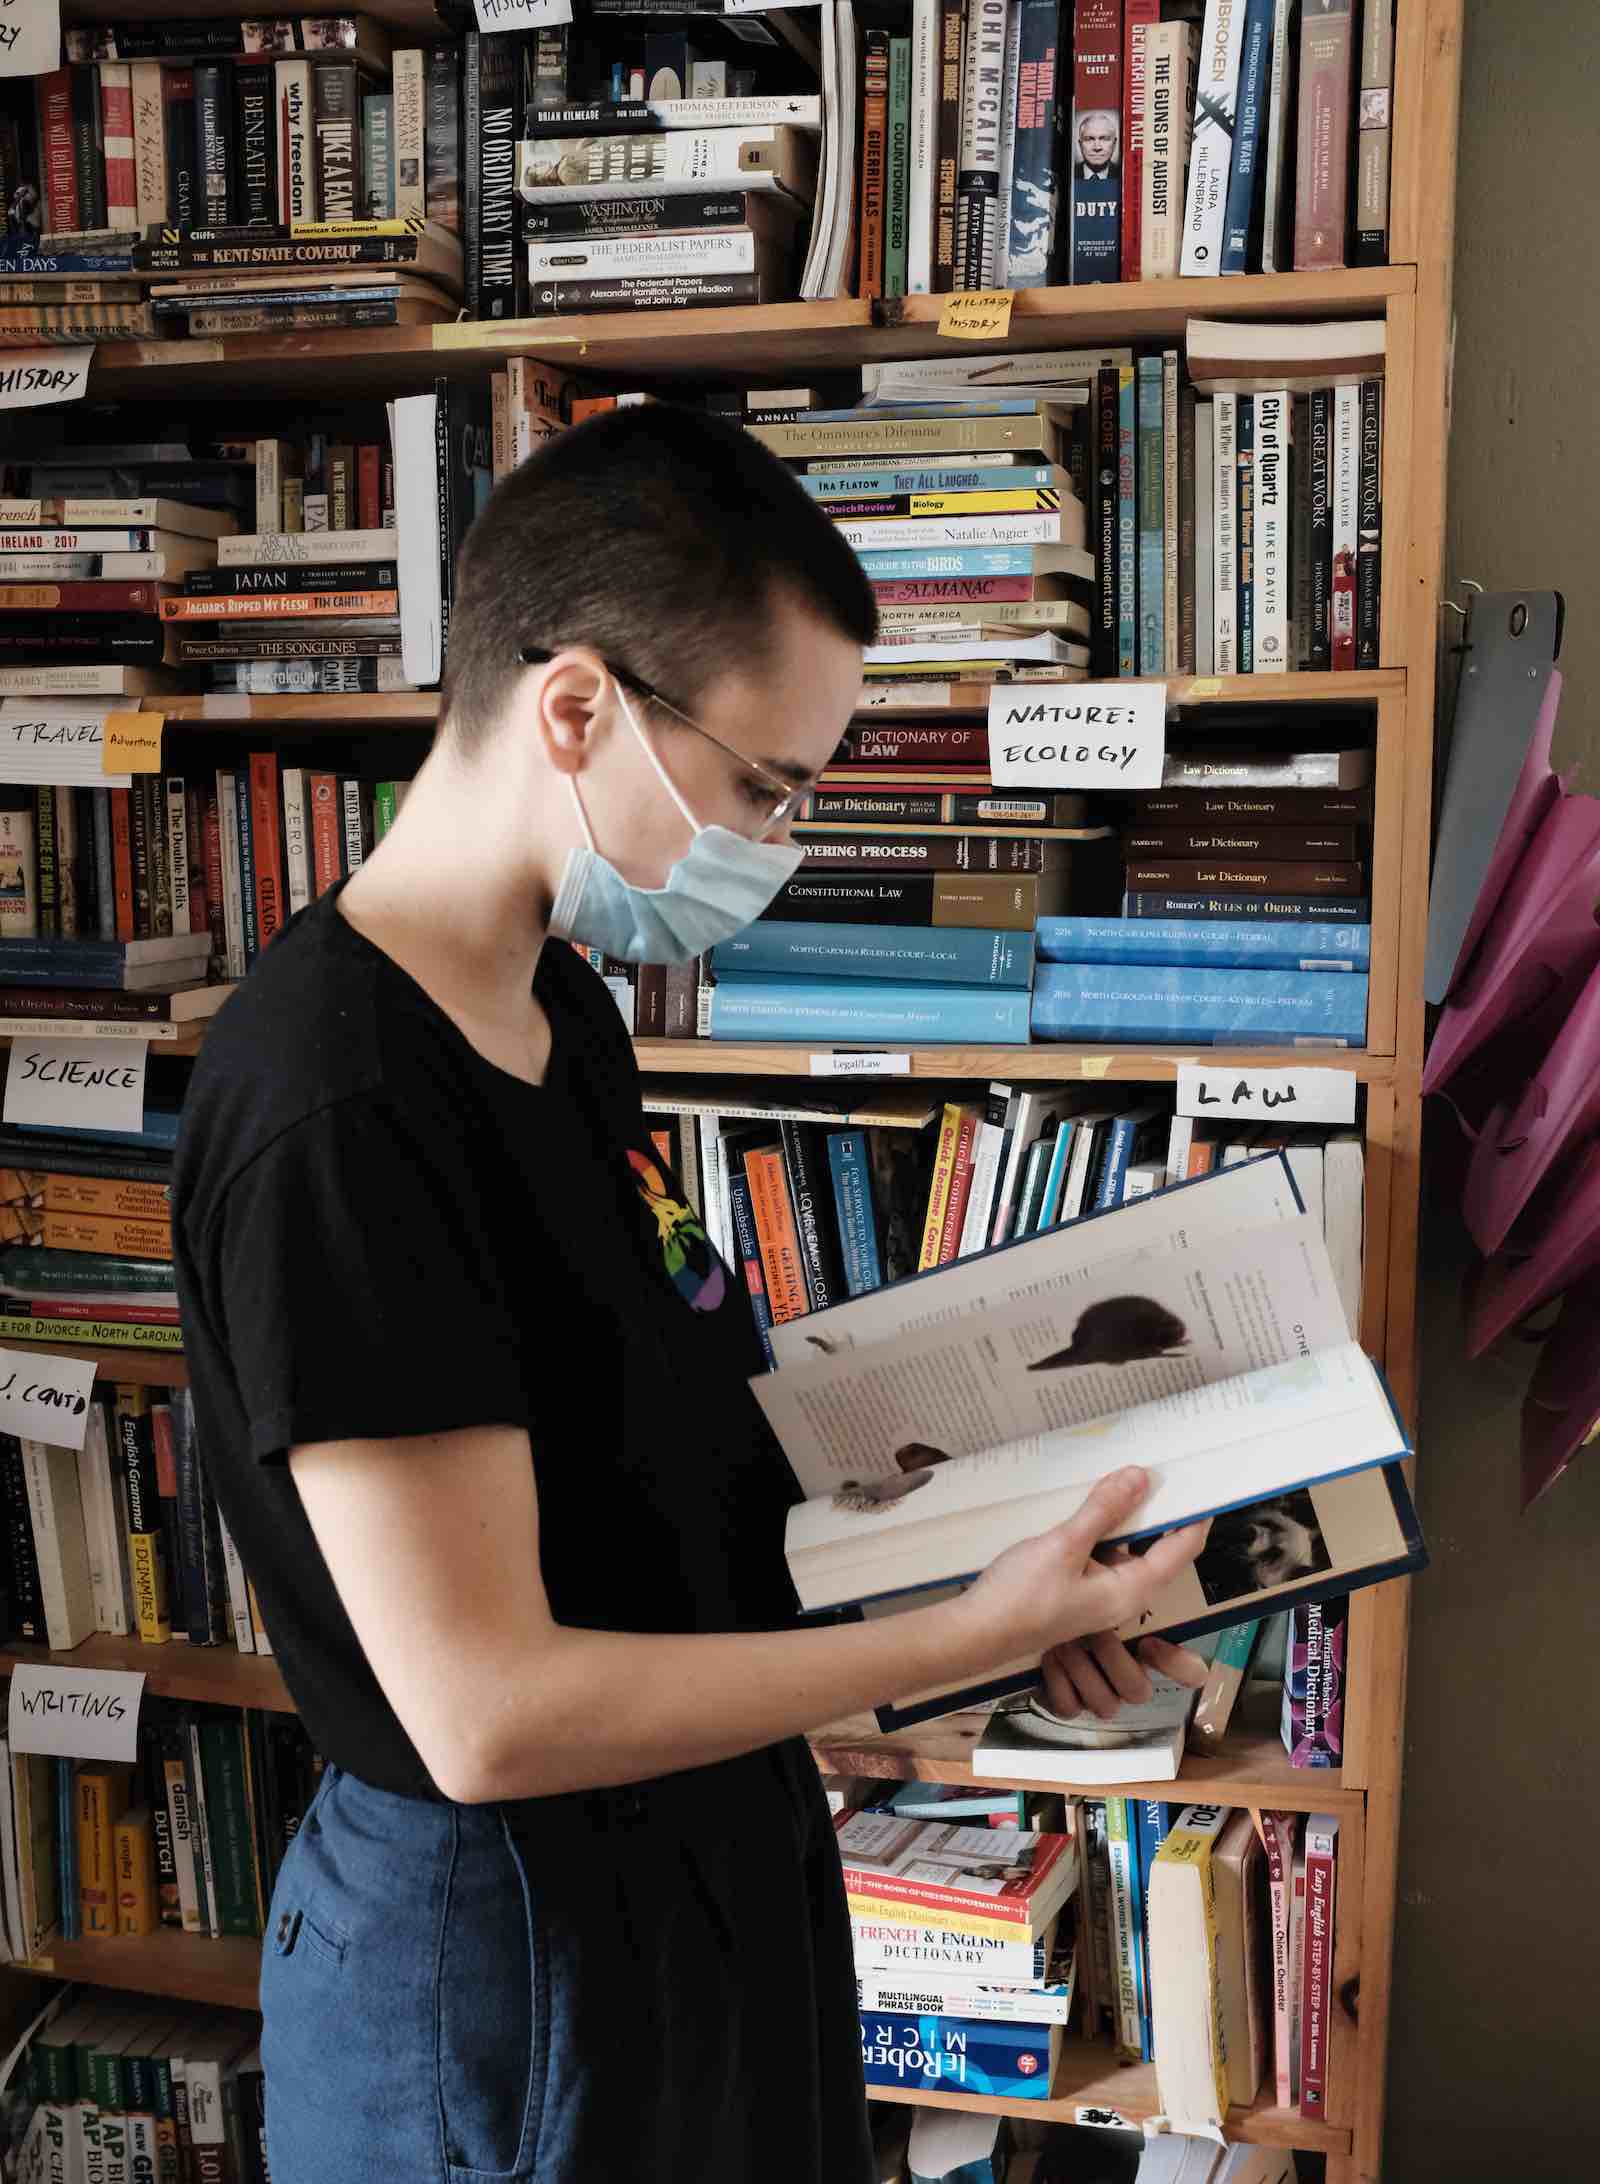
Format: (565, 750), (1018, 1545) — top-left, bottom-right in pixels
(186, 562), (400, 596)
(164, 67), (196, 231)
(71, 64), (106, 231)
(425, 44), (460, 235)
(194, 61), (232, 230)
(74, 786), (98, 937)
(1122, 889), (1373, 923)
(761, 874), (939, 924)
(1093, 364), (1119, 679)
(470, 31), (525, 321)
(0, 616), (167, 663)
(1308, 387), (1333, 669)
(313, 62), (361, 224)
(1355, 377), (1382, 669)
(32, 788), (57, 936)
(779, 1121), (846, 1313)
(233, 64), (276, 228)
(0, 1434), (45, 1642)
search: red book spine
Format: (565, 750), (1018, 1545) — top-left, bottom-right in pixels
(185, 783), (209, 935)
(840, 1858), (1042, 1926)
(858, 31), (890, 300)
(1299, 1818), (1339, 2115)
(0, 581), (163, 613)
(100, 67), (138, 230)
(202, 784), (226, 970)
(356, 443), (381, 531)
(1294, 0), (1357, 270)
(842, 725), (993, 764)
(937, 1110), (980, 1262)
(1120, 0), (1161, 281)
(37, 71), (78, 236)
(110, 788), (135, 942)
(871, 576), (1037, 604)
(247, 751), (284, 950)
(21, 1299), (183, 1327)
(308, 772), (343, 896)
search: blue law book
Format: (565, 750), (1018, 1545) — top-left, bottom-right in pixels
(859, 2011), (1057, 2099)
(827, 1130), (884, 1297)
(1030, 961), (1370, 1045)
(801, 462), (1060, 498)
(1123, 890), (1373, 926)
(1037, 916), (1373, 972)
(1136, 356), (1165, 676)
(1117, 364), (1137, 675)
(1093, 1105), (1166, 1210)
(726, 1166), (777, 1370)
(855, 543), (1088, 581)
(1033, 1118), (1078, 1230)
(1219, 0), (1277, 274)
(710, 923), (1035, 989)
(708, 978), (1033, 1044)
(0, 940), (208, 987)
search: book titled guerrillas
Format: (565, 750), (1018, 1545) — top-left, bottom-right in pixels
(754, 1153), (1422, 1726)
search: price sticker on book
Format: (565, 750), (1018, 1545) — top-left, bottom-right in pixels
(4, 1037), (147, 1138)
(102, 711), (162, 774)
(0, 1346), (99, 1454)
(937, 291), (1015, 342)
(1175, 1064), (1358, 1125)
(9, 1665), (145, 1764)
(471, 0), (572, 30)
(988, 682), (1167, 790)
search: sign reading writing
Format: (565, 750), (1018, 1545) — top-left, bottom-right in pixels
(0, 0), (60, 81)
(4, 1037), (148, 1136)
(0, 1346), (99, 1453)
(1175, 1064), (1358, 1126)
(8, 1664), (145, 1764)
(0, 702), (130, 787)
(102, 709), (163, 774)
(0, 344), (92, 408)
(987, 682), (1167, 790)
(471, 0), (573, 30)
(809, 1052), (912, 1078)
(937, 290), (1015, 341)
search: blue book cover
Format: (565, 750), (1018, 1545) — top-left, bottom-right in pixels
(1236, 392), (1255, 672)
(1094, 1106), (1164, 1210)
(726, 1167), (777, 1370)
(859, 2011), (1056, 2099)
(827, 1130), (884, 1297)
(802, 462), (1059, 498)
(1037, 916), (1373, 972)
(1132, 1800), (1177, 2061)
(1136, 355), (1165, 675)
(709, 979), (1032, 1045)
(1008, 0), (1063, 283)
(1034, 1120), (1077, 1231)
(1030, 961), (1370, 1044)
(16, 1108), (181, 1151)
(855, 543), (1069, 580)
(1124, 890), (1373, 925)
(711, 923), (1035, 990)
(58, 1759), (80, 1941)
(1117, 364), (1137, 675)
(1219, 0), (1277, 274)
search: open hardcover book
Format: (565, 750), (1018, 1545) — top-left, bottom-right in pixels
(754, 1155), (1424, 1730)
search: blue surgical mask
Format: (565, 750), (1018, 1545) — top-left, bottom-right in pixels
(548, 683), (804, 966)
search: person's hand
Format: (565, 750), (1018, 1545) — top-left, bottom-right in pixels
(959, 1466), (1210, 1719)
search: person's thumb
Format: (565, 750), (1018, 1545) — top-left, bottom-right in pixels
(1056, 1466), (1153, 1564)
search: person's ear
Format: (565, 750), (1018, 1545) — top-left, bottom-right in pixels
(531, 648), (612, 779)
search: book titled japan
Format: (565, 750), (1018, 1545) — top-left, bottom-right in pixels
(1070, 0), (1122, 284)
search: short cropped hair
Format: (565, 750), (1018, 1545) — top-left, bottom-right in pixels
(440, 403), (878, 746)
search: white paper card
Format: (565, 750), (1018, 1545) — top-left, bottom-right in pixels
(4, 1037), (148, 1134)
(8, 1664), (145, 1763)
(987, 681), (1168, 789)
(0, 1), (60, 81)
(472, 0), (572, 29)
(0, 1347), (99, 1451)
(0, 347), (93, 408)
(1175, 1063), (1358, 1125)
(0, 703), (130, 787)
(809, 1052), (912, 1078)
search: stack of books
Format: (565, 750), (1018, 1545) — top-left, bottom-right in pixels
(840, 1808), (1078, 2101)
(0, 1119), (187, 1352)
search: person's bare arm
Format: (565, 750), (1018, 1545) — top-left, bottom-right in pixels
(289, 1425), (1207, 1803)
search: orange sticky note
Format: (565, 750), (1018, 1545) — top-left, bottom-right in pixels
(102, 711), (163, 774)
(937, 290), (1015, 341)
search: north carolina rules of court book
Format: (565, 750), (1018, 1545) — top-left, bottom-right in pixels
(985, 683), (1168, 790)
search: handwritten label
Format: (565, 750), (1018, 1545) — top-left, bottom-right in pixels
(8, 1665), (145, 1763)
(937, 290), (1015, 341)
(0, 1346), (99, 1452)
(809, 1052), (912, 1078)
(4, 1037), (148, 1135)
(471, 0), (572, 28)
(987, 681), (1167, 789)
(0, 702), (130, 787)
(102, 710), (162, 774)
(0, 345), (92, 408)
(0, 1), (60, 81)
(1175, 1064), (1358, 1125)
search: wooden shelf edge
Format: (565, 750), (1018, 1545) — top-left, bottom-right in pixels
(640, 1041), (1395, 1084)
(0, 1635), (294, 1713)
(0, 1340), (185, 1386)
(14, 1927), (263, 2013)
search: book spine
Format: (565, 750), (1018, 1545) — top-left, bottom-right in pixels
(1181, 0), (1248, 273)
(1254, 387), (1292, 671)
(1136, 356), (1164, 675)
(276, 58), (316, 224)
(908, 0), (938, 294)
(1260, 0), (1298, 269)
(92, 791), (115, 942)
(2, 1436), (47, 1642)
(917, 1102), (963, 1270)
(954, 0), (1008, 288)
(186, 1718), (219, 1935)
(1121, 0), (1161, 281)
(248, 750), (285, 952)
(114, 1805), (157, 1934)
(1162, 349), (1181, 672)
(71, 63), (106, 233)
(989, 6), (1022, 289)
(162, 1735), (203, 1933)
(1116, 363), (1137, 676)
(1105, 1799), (1146, 2061)
(886, 35), (913, 299)
(1178, 377), (1199, 672)
(216, 1505), (257, 1655)
(193, 62), (232, 230)
(932, 0), (965, 291)
(1004, 0), (1061, 287)
(21, 1439), (96, 1651)
(340, 776), (367, 873)
(1141, 23), (1193, 280)
(148, 773), (172, 938)
(165, 775), (189, 933)
(1070, 0), (1122, 284)
(725, 1165), (776, 1371)
(1219, 0), (1277, 274)
(827, 1132), (885, 1298)
(1033, 958), (1368, 1040)
(1294, 0), (1355, 269)
(1235, 391), (1256, 672)
(859, 30), (891, 300)
(936, 1109), (980, 1261)
(314, 62), (360, 226)
(117, 1393), (172, 1642)
(1299, 1816), (1339, 2114)
(234, 64), (276, 228)
(100, 65), (138, 230)
(38, 70), (80, 236)
(198, 1720), (259, 1936)
(1356, 378), (1382, 668)
(473, 31), (524, 321)
(1126, 888), (1372, 921)
(77, 1766), (122, 1936)
(1212, 391), (1238, 672)
(162, 66), (196, 229)
(393, 51), (427, 222)
(76, 1409), (128, 1636)
(779, 1122), (845, 1313)
(1193, 1616), (1262, 1739)
(426, 43), (462, 234)
(1090, 365), (1118, 675)
(1331, 381), (1359, 669)
(841, 1860), (1043, 1927)
(1307, 387), (1333, 667)
(1354, 0), (1394, 264)
(364, 93), (395, 220)
(234, 763), (261, 962)
(742, 1146), (808, 1325)
(1291, 390), (1313, 666)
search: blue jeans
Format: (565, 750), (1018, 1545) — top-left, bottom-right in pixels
(260, 1742), (873, 2182)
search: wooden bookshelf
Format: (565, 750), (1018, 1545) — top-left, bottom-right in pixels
(636, 1041), (1398, 1084)
(15, 1929), (262, 2014)
(0, 1635), (293, 1712)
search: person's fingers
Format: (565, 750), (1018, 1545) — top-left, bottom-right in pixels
(1089, 1630), (1153, 1705)
(1051, 1639), (1122, 1720)
(1103, 1518), (1211, 1606)
(1138, 1635), (1210, 1686)
(1039, 1649), (1084, 1717)
(1056, 1467), (1152, 1563)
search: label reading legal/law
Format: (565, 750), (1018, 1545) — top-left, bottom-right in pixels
(8, 1665), (145, 1764)
(0, 1346), (99, 1453)
(4, 1037), (148, 1136)
(810, 1052), (913, 1078)
(987, 682), (1167, 789)
(1175, 1064), (1358, 1125)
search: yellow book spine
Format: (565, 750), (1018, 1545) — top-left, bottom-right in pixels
(1156, 1819), (1231, 2120)
(113, 1806), (157, 1936)
(916, 1102), (963, 1271)
(878, 490), (1064, 516)
(77, 1767), (129, 1937)
(845, 1889), (1043, 1944)
(128, 1530), (172, 1643)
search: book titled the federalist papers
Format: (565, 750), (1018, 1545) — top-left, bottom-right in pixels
(756, 1153), (1421, 1728)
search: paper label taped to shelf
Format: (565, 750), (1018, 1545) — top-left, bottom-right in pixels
(0, 346), (92, 409)
(0, 0), (59, 80)
(0, 1345), (99, 1453)
(472, 0), (572, 26)
(810, 1052), (912, 1078)
(1175, 1063), (1358, 1125)
(0, 702), (130, 787)
(4, 1036), (147, 1137)
(102, 710), (162, 774)
(937, 291), (1015, 341)
(8, 1664), (145, 1763)
(987, 683), (1167, 789)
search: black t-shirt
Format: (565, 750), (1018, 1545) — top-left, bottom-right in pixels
(172, 886), (801, 1799)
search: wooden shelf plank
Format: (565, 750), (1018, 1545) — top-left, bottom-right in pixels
(639, 1041), (1394, 1084)
(0, 1340), (185, 1387)
(89, 271), (1413, 397)
(15, 1928), (262, 2013)
(0, 1634), (293, 1712)
(859, 669), (1403, 716)
(160, 692), (441, 729)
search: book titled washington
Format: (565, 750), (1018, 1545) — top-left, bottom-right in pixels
(954, 0), (1009, 288)
(1037, 916), (1371, 971)
(711, 923), (1035, 988)
(708, 980), (1032, 1044)
(1031, 960), (1368, 1042)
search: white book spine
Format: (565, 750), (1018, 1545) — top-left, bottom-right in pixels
(218, 529), (398, 569)
(1164, 1113), (1196, 1186)
(907, 0), (939, 292)
(835, 512), (1068, 550)
(0, 554), (96, 579)
(515, 127), (797, 203)
(854, 1969), (1076, 2023)
(340, 778), (365, 872)
(1332, 382), (1360, 664)
(20, 1440), (96, 1652)
(126, 2119), (159, 2181)
(390, 395), (442, 687)
(393, 49), (426, 220)
(75, 1408), (129, 1638)
(1213, 391), (1238, 672)
(1195, 397), (1217, 674)
(1141, 23), (1195, 280)
(215, 1506), (255, 1654)
(216, 769), (247, 982)
(697, 1114), (727, 1267)
(1260, 0), (1296, 271)
(526, 230), (759, 278)
(163, 1759), (201, 1933)
(956, 1121), (1004, 1258)
(1253, 387), (1292, 671)
(991, 1), (1025, 290)
(1180, 0), (1249, 274)
(130, 61), (168, 230)
(166, 775), (190, 928)
(1104, 1804), (1145, 2060)
(276, 59), (316, 226)
(280, 767), (312, 916)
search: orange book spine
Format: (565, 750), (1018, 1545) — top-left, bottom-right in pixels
(917, 1102), (963, 1270)
(42, 1173), (170, 1221)
(77, 1765), (130, 1936)
(743, 1146), (809, 1324)
(41, 1208), (172, 1259)
(308, 773), (343, 897)
(858, 30), (890, 298)
(248, 749), (285, 949)
(157, 589), (400, 620)
(110, 787), (135, 940)
(114, 1805), (157, 1936)
(936, 1108), (981, 1263)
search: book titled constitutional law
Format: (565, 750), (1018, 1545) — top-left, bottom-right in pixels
(754, 1153), (1423, 1729)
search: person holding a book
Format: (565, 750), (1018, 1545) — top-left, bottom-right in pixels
(173, 406), (1208, 2184)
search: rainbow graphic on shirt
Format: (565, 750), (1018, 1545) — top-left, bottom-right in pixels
(627, 1146), (726, 1313)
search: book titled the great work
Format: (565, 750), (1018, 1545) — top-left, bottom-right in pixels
(753, 1154), (1422, 1727)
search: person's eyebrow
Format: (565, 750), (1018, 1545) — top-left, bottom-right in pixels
(759, 756), (819, 788)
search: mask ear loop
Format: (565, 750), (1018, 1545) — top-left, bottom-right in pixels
(613, 678), (706, 836)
